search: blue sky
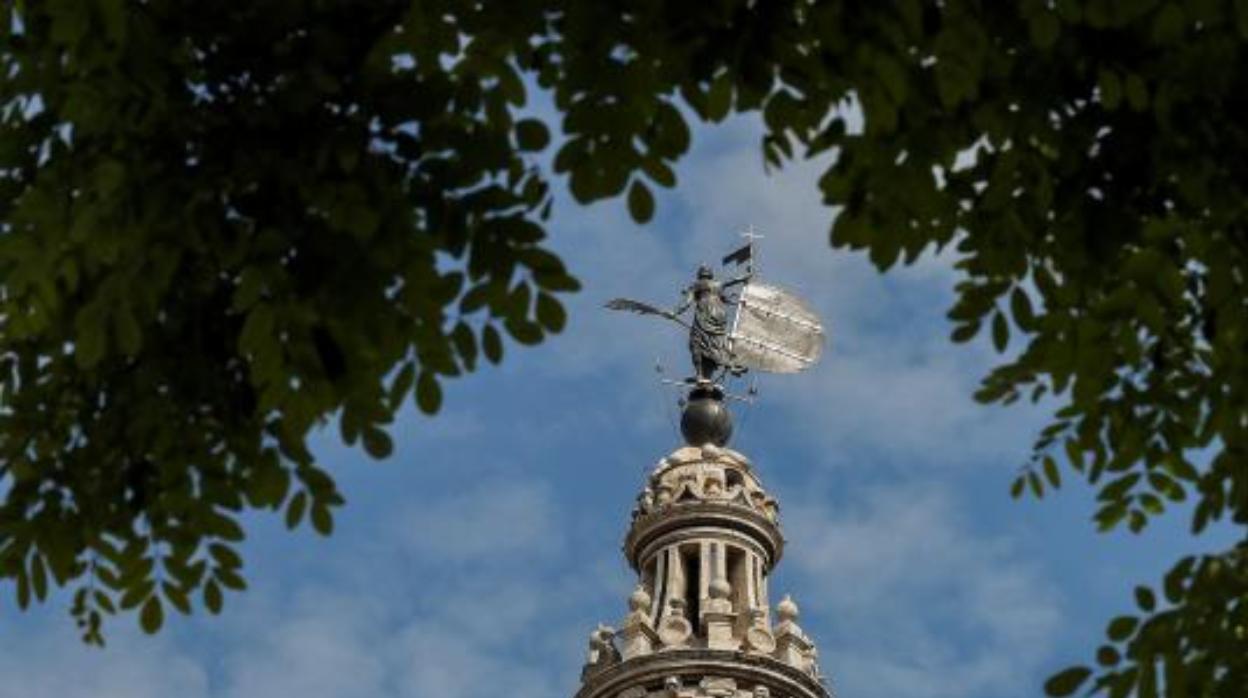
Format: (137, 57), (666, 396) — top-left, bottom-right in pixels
(0, 114), (1232, 698)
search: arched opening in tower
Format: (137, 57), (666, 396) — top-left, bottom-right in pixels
(681, 546), (700, 626)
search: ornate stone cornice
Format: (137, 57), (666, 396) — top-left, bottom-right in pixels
(624, 502), (785, 572)
(575, 649), (830, 698)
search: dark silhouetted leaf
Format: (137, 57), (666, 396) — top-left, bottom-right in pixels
(628, 180), (655, 224)
(416, 371), (442, 414)
(1044, 667), (1091, 696)
(139, 596), (163, 634)
(482, 325), (503, 364)
(285, 491), (308, 530)
(361, 426), (393, 459)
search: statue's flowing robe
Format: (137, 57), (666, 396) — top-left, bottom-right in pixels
(687, 280), (732, 373)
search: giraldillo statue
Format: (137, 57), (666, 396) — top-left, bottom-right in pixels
(605, 238), (825, 447)
(673, 264), (749, 382)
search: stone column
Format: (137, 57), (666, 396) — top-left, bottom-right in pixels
(701, 543), (736, 649)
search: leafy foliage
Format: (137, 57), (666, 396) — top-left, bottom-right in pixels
(1, 2), (1245, 692)
(0, 1), (580, 642)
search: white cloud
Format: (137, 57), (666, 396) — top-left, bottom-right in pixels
(784, 484), (1061, 698)
(397, 483), (562, 563)
(664, 118), (1043, 468)
(0, 478), (593, 698)
(395, 625), (561, 698)
(222, 604), (388, 698)
(0, 623), (210, 698)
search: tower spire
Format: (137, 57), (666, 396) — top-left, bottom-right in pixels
(585, 239), (832, 698)
(573, 400), (832, 698)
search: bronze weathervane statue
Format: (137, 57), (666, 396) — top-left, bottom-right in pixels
(605, 234), (826, 446)
(607, 262), (751, 383)
(674, 263), (751, 382)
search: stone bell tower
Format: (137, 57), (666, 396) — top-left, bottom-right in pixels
(574, 387), (831, 698)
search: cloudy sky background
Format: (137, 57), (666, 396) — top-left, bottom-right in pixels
(0, 111), (1234, 698)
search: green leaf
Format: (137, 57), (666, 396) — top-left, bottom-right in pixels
(30, 555), (48, 601)
(114, 303), (142, 356)
(1028, 470), (1044, 498)
(206, 510), (245, 542)
(203, 580), (223, 614)
(874, 53), (909, 103)
(651, 101), (690, 157)
(1139, 493), (1164, 515)
(1134, 585), (1155, 612)
(535, 292), (566, 332)
(934, 57), (973, 108)
(163, 582), (192, 615)
(96, 0), (127, 42)
(209, 543), (242, 570)
(74, 302), (108, 369)
(87, 589), (114, 616)
(1065, 438), (1085, 472)
(991, 312), (1009, 351)
(285, 491), (308, 530)
(336, 141), (359, 173)
(1029, 11), (1060, 49)
(1099, 473), (1141, 502)
(389, 363), (416, 407)
(1010, 287), (1035, 330)
(215, 566), (247, 591)
(482, 324), (503, 364)
(515, 119), (550, 151)
(534, 269), (581, 292)
(705, 72), (733, 121)
(119, 578), (155, 610)
(361, 426), (394, 459)
(1148, 471), (1184, 501)
(506, 282), (532, 318)
(627, 180), (655, 224)
(239, 304), (275, 354)
(504, 317), (543, 345)
(1099, 69), (1122, 110)
(1125, 74), (1148, 111)
(641, 158), (676, 188)
(451, 322), (478, 370)
(1164, 557), (1193, 602)
(139, 596), (163, 634)
(1044, 667), (1091, 696)
(1107, 615), (1138, 641)
(416, 370), (442, 414)
(310, 503), (334, 536)
(951, 321), (981, 343)
(460, 284), (493, 313)
(1152, 3), (1185, 44)
(1043, 456), (1061, 488)
(1095, 501), (1129, 531)
(16, 571), (30, 609)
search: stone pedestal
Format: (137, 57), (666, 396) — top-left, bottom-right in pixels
(620, 618), (660, 659)
(701, 610), (736, 650)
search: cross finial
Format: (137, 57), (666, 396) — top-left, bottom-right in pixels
(740, 223), (765, 242)
(737, 225), (763, 278)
